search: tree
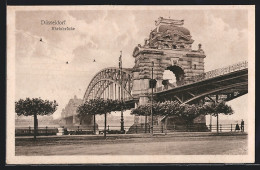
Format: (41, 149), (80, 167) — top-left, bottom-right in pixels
(15, 98), (58, 140)
(102, 99), (112, 137)
(131, 101), (182, 133)
(130, 101), (181, 117)
(131, 104), (151, 116)
(201, 101), (234, 133)
(77, 98), (105, 135)
(130, 100), (233, 133)
(100, 99), (132, 137)
(77, 98), (130, 137)
(177, 104), (201, 131)
(77, 100), (94, 133)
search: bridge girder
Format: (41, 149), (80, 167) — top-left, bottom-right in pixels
(155, 68), (248, 104)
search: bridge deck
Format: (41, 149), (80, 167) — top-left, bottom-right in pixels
(155, 68), (248, 104)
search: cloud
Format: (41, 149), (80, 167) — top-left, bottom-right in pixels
(191, 12), (248, 71)
(211, 9), (248, 31)
(68, 10), (107, 24)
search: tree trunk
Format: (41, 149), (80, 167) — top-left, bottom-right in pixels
(145, 115), (147, 133)
(217, 113), (219, 133)
(164, 117), (168, 135)
(104, 113), (107, 138)
(34, 113), (38, 140)
(93, 114), (96, 135)
(210, 115), (212, 132)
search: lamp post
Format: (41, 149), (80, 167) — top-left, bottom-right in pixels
(216, 95), (219, 133)
(151, 61), (154, 135)
(210, 115), (212, 132)
(119, 51), (124, 133)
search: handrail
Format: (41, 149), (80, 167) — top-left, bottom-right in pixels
(192, 60), (248, 82)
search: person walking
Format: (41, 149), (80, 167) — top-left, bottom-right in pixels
(241, 119), (244, 132)
(235, 123), (240, 132)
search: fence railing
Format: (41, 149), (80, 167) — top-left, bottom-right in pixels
(15, 126), (59, 136)
(15, 123), (246, 136)
(206, 124), (246, 133)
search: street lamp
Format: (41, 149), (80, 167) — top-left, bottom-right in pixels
(119, 51), (124, 133)
(216, 95), (219, 133)
(150, 61), (155, 135)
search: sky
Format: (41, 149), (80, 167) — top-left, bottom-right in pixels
(15, 9), (249, 123)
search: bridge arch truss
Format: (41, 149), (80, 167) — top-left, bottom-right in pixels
(83, 67), (134, 102)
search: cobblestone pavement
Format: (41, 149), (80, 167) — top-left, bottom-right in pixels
(15, 132), (248, 155)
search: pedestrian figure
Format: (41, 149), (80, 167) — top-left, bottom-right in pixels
(241, 119), (244, 132)
(235, 123), (240, 132)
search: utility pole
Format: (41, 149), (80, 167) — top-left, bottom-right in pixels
(93, 114), (96, 134)
(145, 115), (147, 133)
(210, 115), (212, 132)
(119, 51), (124, 133)
(216, 95), (219, 133)
(151, 61), (154, 135)
(104, 112), (107, 138)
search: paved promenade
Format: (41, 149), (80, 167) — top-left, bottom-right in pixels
(15, 132), (248, 155)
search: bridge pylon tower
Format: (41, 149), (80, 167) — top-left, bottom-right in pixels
(131, 17), (206, 127)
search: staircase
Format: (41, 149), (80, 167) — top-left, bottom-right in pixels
(153, 125), (164, 133)
(126, 123), (165, 134)
(126, 123), (150, 134)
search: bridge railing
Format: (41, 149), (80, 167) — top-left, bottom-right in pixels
(155, 61), (248, 93)
(192, 60), (248, 82)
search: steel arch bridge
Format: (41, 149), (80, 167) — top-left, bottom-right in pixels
(83, 61), (248, 106)
(83, 67), (134, 103)
(62, 17), (250, 131)
(81, 61), (248, 128)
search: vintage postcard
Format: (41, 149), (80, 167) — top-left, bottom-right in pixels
(6, 5), (255, 164)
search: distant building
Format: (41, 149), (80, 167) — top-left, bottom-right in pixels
(60, 95), (93, 126)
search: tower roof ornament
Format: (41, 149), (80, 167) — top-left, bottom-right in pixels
(155, 17), (184, 26)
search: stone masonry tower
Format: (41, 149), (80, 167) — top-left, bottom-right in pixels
(131, 17), (206, 125)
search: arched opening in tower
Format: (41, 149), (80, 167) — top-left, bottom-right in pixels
(162, 65), (185, 88)
(163, 70), (177, 84)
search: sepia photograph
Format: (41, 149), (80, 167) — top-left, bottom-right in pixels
(6, 5), (255, 164)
